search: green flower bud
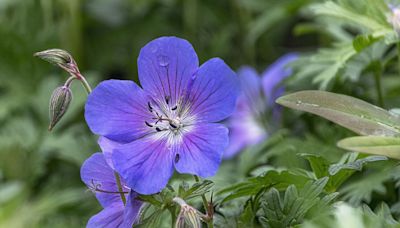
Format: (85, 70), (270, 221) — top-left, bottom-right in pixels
(34, 49), (72, 68)
(48, 86), (72, 131)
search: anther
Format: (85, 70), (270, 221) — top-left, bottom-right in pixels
(156, 127), (162, 132)
(165, 95), (170, 104)
(169, 122), (178, 128)
(145, 121), (153, 127)
(171, 106), (178, 111)
(147, 102), (153, 112)
(175, 154), (180, 163)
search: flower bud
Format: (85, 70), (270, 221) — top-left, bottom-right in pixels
(175, 205), (202, 228)
(48, 86), (72, 131)
(173, 197), (202, 228)
(34, 49), (72, 68)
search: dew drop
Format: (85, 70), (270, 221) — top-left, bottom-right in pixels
(150, 45), (158, 53)
(158, 55), (169, 67)
(296, 100), (302, 105)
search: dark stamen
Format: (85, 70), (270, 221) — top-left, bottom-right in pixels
(169, 122), (177, 128)
(156, 127), (162, 132)
(175, 154), (180, 163)
(145, 121), (153, 127)
(165, 96), (170, 104)
(147, 102), (153, 112)
(171, 106), (178, 111)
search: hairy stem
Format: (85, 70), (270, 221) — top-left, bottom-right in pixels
(193, 175), (213, 228)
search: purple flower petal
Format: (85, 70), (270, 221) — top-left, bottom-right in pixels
(98, 137), (123, 170)
(85, 80), (152, 143)
(224, 66), (267, 158)
(87, 203), (125, 228)
(237, 66), (262, 105)
(80, 153), (128, 207)
(174, 123), (228, 177)
(112, 136), (174, 194)
(261, 53), (298, 105)
(187, 58), (239, 123)
(138, 36), (199, 106)
(121, 192), (143, 227)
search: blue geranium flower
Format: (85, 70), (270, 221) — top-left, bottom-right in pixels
(84, 36), (240, 194)
(81, 153), (142, 228)
(224, 54), (298, 158)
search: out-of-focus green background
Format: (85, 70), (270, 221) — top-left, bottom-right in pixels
(0, 0), (323, 227)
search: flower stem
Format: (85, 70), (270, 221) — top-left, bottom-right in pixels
(373, 66), (384, 108)
(67, 63), (125, 206)
(114, 171), (127, 205)
(193, 175), (213, 228)
(64, 76), (76, 87)
(77, 73), (92, 94)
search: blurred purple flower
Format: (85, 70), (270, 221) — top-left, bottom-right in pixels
(388, 4), (400, 36)
(85, 37), (239, 194)
(81, 153), (142, 228)
(224, 53), (298, 158)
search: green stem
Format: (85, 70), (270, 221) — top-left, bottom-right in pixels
(373, 67), (384, 108)
(397, 42), (400, 77)
(64, 76), (76, 87)
(78, 72), (126, 205)
(114, 171), (127, 205)
(77, 73), (92, 94)
(193, 175), (213, 228)
(169, 207), (177, 227)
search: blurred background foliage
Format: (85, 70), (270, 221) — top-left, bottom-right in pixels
(2, 0), (400, 227)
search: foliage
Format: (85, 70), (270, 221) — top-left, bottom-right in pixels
(4, 0), (400, 227)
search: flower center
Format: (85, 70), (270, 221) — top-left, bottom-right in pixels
(144, 95), (193, 135)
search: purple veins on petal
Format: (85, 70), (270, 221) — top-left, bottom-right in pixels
(138, 36), (199, 106)
(187, 58), (240, 123)
(85, 80), (152, 143)
(112, 136), (175, 195)
(173, 123), (228, 177)
(87, 203), (125, 228)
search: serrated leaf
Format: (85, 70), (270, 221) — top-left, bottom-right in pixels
(299, 153), (330, 178)
(218, 170), (311, 203)
(337, 136), (400, 159)
(329, 155), (387, 175)
(276, 90), (400, 136)
(310, 1), (393, 39)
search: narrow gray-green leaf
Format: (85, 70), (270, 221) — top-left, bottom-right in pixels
(276, 90), (400, 136)
(337, 136), (400, 159)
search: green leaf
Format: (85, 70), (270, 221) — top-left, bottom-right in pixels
(218, 170), (311, 203)
(337, 136), (400, 159)
(179, 180), (214, 200)
(300, 153), (387, 192)
(310, 1), (393, 40)
(276, 90), (400, 136)
(328, 155), (387, 175)
(353, 35), (378, 52)
(299, 153), (330, 178)
(260, 178), (336, 228)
